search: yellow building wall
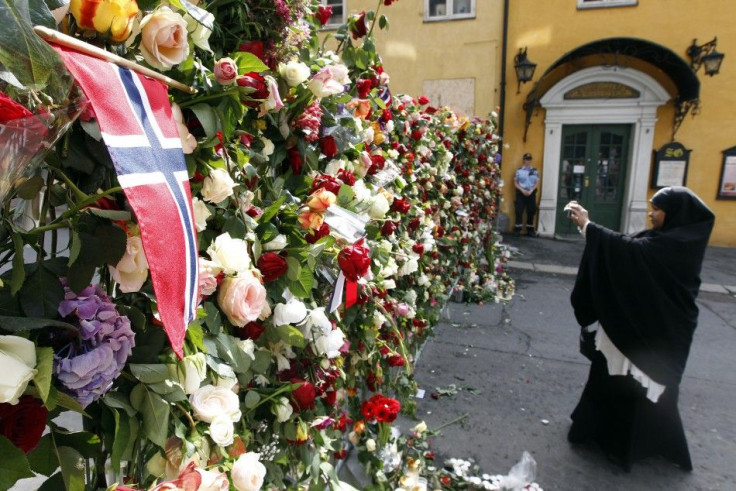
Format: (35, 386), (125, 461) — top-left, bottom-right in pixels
(504, 0), (736, 245)
(329, 1), (504, 119)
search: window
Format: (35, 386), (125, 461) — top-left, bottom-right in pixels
(577, 0), (637, 9)
(321, 0), (345, 28)
(425, 0), (475, 21)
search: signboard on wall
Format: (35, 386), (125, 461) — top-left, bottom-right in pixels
(651, 142), (690, 189)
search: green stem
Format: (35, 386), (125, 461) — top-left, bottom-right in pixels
(178, 87), (240, 109)
(432, 413), (469, 432)
(244, 384), (297, 415)
(52, 166), (88, 203)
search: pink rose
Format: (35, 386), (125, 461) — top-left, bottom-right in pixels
(217, 274), (267, 327)
(214, 57), (238, 85)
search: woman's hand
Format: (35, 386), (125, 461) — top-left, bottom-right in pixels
(565, 201), (590, 229)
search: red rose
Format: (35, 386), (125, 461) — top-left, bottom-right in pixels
(411, 129), (423, 140)
(381, 108), (393, 121)
(391, 198), (411, 214)
(381, 220), (397, 236)
(288, 146), (303, 174)
(417, 95), (430, 105)
(0, 92), (34, 123)
(245, 206), (263, 219)
(338, 239), (371, 281)
(319, 135), (339, 158)
(323, 389), (337, 406)
(384, 0), (398, 5)
(315, 5), (332, 25)
(257, 252), (288, 282)
(237, 72), (268, 107)
(337, 169), (356, 186)
(412, 242), (425, 255)
(235, 321), (265, 340)
(311, 174), (342, 194)
(356, 79), (373, 98)
(239, 40), (264, 61)
(290, 378), (317, 411)
(350, 11), (368, 39)
(0, 396), (48, 453)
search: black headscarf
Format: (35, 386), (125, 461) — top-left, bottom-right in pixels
(571, 187), (715, 386)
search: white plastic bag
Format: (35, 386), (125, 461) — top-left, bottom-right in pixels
(497, 451), (537, 491)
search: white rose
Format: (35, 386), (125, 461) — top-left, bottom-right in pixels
(139, 7), (190, 71)
(109, 231), (149, 293)
(385, 120), (395, 133)
(305, 307), (331, 334)
(209, 414), (235, 447)
(0, 335), (37, 404)
(260, 137), (274, 157)
(366, 438), (376, 452)
(190, 385), (241, 423)
(185, 8), (214, 52)
(195, 467), (229, 491)
(271, 396), (293, 423)
(381, 279), (396, 290)
(207, 233), (251, 275)
(272, 299), (307, 326)
(262, 234), (287, 251)
(280, 60), (311, 87)
(324, 158), (344, 176)
(175, 353), (207, 394)
(412, 421), (427, 435)
(192, 197), (212, 232)
(231, 452), (266, 491)
(314, 328), (345, 359)
(201, 167), (236, 204)
(398, 258), (419, 277)
(368, 193), (390, 219)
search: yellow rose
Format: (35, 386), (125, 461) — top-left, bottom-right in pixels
(70, 0), (139, 42)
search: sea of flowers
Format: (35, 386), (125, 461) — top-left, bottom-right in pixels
(0, 0), (516, 489)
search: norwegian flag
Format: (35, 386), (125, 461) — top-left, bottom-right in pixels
(54, 45), (198, 358)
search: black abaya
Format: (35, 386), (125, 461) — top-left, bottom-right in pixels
(568, 187), (715, 471)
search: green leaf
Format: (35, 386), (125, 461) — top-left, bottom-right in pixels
(0, 435), (34, 489)
(27, 434), (57, 476)
(259, 195), (286, 224)
(68, 230), (81, 267)
(10, 232), (26, 295)
(103, 392), (137, 417)
(288, 266), (314, 299)
(275, 324), (306, 349)
(110, 409), (130, 473)
(257, 222), (279, 244)
(130, 364), (171, 384)
(337, 185), (355, 206)
(130, 384), (170, 448)
(18, 261), (65, 318)
(190, 103), (219, 140)
(251, 350), (271, 374)
(0, 315), (77, 332)
(244, 390), (260, 409)
(15, 175), (43, 199)
(215, 334), (253, 374)
(285, 256), (301, 281)
(87, 208), (132, 222)
(57, 446), (85, 491)
(186, 321), (206, 352)
(33, 346), (53, 403)
(203, 301), (222, 335)
(53, 431), (100, 459)
(232, 51), (269, 74)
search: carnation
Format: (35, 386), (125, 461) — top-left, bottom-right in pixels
(55, 281), (135, 407)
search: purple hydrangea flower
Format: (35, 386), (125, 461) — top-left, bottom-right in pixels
(54, 281), (135, 407)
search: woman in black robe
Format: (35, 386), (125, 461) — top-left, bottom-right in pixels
(564, 186), (715, 471)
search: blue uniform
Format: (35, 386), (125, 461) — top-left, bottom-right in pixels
(515, 166), (539, 191)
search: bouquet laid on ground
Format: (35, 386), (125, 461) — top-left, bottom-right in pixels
(0, 0), (514, 489)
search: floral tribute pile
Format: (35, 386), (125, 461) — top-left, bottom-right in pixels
(0, 0), (514, 489)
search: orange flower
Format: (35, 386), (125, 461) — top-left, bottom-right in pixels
(298, 210), (324, 230)
(347, 99), (372, 120)
(306, 188), (336, 213)
(69, 0), (139, 42)
(353, 420), (366, 434)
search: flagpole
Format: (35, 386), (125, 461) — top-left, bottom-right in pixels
(33, 26), (197, 95)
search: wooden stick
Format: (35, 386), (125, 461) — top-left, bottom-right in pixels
(33, 26), (197, 95)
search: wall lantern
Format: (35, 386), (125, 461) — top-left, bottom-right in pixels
(514, 47), (537, 93)
(687, 37), (725, 76)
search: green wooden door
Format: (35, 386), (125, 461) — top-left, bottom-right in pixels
(556, 124), (630, 234)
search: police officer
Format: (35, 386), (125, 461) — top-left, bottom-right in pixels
(513, 153), (539, 237)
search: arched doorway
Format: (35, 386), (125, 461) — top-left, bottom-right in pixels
(535, 66), (670, 236)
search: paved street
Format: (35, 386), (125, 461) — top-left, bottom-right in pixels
(400, 236), (736, 490)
